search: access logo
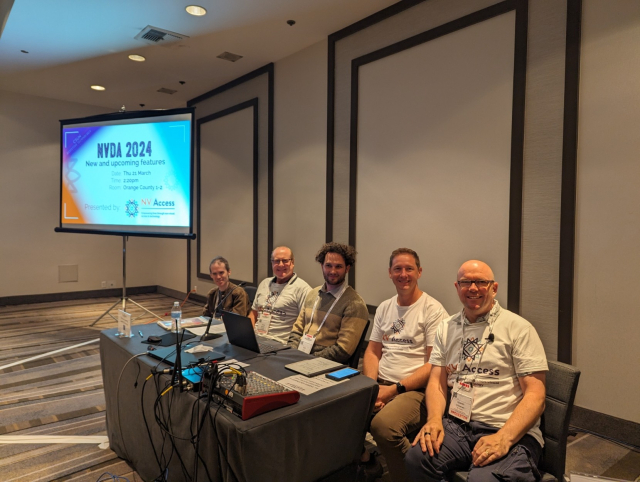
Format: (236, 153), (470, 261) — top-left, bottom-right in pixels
(125, 199), (139, 218)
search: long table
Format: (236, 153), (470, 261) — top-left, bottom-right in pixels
(100, 324), (378, 482)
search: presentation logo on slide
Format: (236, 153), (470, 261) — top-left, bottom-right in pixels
(125, 199), (139, 218)
(64, 158), (81, 194)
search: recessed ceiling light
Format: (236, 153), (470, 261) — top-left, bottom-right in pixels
(91, 85), (106, 91)
(128, 54), (146, 62)
(186, 5), (207, 16)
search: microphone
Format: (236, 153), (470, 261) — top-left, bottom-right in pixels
(486, 333), (495, 343)
(214, 281), (247, 317)
(201, 282), (247, 342)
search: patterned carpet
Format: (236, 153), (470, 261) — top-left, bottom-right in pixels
(0, 293), (638, 482)
(0, 294), (203, 482)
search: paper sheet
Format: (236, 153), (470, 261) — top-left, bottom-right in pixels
(187, 324), (226, 337)
(278, 374), (343, 396)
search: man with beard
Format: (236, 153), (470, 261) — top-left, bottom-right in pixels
(288, 242), (369, 364)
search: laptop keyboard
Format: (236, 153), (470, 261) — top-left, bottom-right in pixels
(258, 341), (284, 353)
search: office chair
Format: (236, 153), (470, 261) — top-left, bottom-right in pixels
(244, 285), (257, 306)
(452, 360), (581, 482)
(347, 320), (370, 369)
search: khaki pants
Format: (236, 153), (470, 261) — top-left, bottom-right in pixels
(370, 390), (427, 482)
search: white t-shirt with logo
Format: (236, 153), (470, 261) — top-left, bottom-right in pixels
(252, 274), (311, 344)
(429, 301), (548, 446)
(370, 292), (448, 383)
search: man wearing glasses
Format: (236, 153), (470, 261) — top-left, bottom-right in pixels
(203, 256), (250, 318)
(405, 260), (548, 482)
(288, 242), (369, 363)
(249, 246), (311, 344)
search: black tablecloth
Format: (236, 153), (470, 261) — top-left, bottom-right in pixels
(100, 324), (378, 482)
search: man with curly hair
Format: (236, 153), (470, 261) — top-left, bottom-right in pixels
(288, 242), (369, 363)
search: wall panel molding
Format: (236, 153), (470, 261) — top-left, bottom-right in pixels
(187, 64), (274, 290)
(345, 1), (526, 316)
(196, 99), (259, 286)
(327, 0), (572, 359)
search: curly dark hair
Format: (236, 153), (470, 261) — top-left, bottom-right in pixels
(315, 242), (357, 267)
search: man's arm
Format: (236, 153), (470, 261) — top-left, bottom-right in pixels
(312, 299), (368, 363)
(202, 289), (216, 318)
(362, 341), (381, 380)
(375, 347), (434, 409)
(471, 372), (546, 467)
(287, 303), (307, 348)
(412, 365), (448, 456)
(230, 289), (250, 316)
(249, 310), (258, 326)
(397, 346), (433, 391)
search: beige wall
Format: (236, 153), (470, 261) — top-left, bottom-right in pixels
(0, 90), (186, 298)
(573, 0), (640, 423)
(3, 1), (639, 427)
(273, 41), (327, 288)
(355, 12), (514, 312)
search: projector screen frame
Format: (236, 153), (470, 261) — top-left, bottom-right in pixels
(56, 107), (196, 240)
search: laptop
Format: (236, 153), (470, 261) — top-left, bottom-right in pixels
(221, 310), (291, 354)
(147, 345), (225, 367)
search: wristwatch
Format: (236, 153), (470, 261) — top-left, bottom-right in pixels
(395, 381), (407, 394)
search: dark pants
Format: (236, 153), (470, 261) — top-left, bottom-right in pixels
(405, 417), (542, 482)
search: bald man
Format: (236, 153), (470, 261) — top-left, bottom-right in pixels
(405, 260), (548, 482)
(249, 246), (311, 344)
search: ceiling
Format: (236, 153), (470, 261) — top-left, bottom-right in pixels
(0, 0), (397, 111)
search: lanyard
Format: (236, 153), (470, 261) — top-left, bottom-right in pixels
(265, 274), (297, 311)
(305, 282), (349, 337)
(456, 307), (498, 383)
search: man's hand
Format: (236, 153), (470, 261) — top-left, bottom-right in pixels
(411, 420), (445, 456)
(471, 432), (510, 467)
(375, 384), (397, 410)
(470, 372), (546, 467)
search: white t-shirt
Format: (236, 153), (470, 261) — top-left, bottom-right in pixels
(252, 274), (311, 343)
(429, 301), (548, 446)
(370, 292), (448, 383)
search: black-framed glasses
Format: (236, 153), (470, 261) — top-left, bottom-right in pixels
(457, 279), (494, 289)
(271, 258), (292, 265)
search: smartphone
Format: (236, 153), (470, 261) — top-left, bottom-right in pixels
(326, 367), (360, 381)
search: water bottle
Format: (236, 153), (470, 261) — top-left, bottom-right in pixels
(171, 301), (182, 333)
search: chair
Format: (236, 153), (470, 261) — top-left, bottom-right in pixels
(453, 360), (580, 482)
(347, 319), (370, 369)
(244, 285), (257, 306)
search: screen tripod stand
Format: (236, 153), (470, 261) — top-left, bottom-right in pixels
(90, 236), (164, 326)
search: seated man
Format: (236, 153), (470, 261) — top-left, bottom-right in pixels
(202, 256), (250, 318)
(288, 242), (368, 364)
(405, 260), (548, 482)
(362, 248), (448, 482)
(249, 246), (311, 343)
